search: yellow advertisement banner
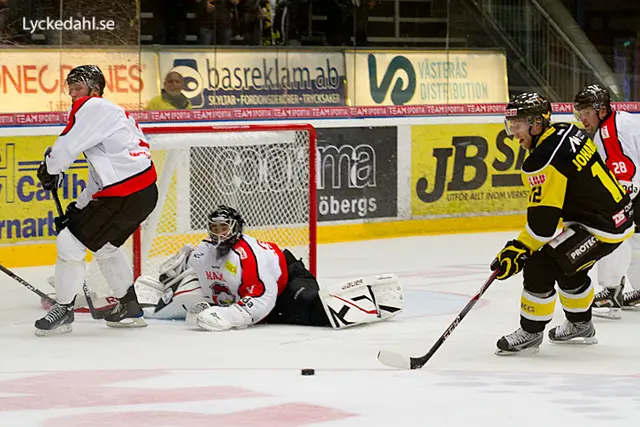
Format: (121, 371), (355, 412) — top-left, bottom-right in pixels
(412, 124), (529, 217)
(0, 136), (88, 244)
(0, 49), (158, 113)
(346, 50), (508, 106)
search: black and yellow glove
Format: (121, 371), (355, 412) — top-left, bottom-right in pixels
(490, 240), (531, 280)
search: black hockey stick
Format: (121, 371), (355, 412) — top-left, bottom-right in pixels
(377, 269), (500, 370)
(50, 187), (106, 320)
(0, 264), (57, 304)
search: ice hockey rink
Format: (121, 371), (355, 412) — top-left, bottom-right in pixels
(1, 231), (639, 427)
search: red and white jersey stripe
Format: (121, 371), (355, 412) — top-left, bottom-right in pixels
(594, 110), (640, 199)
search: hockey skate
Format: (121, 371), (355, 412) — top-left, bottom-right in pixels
(592, 285), (623, 319)
(548, 320), (597, 344)
(495, 328), (543, 356)
(103, 286), (147, 328)
(622, 289), (640, 310)
(35, 301), (75, 336)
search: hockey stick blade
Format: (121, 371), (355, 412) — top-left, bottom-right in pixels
(377, 350), (412, 370)
(377, 270), (499, 370)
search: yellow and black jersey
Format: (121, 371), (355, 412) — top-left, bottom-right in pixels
(517, 122), (635, 251)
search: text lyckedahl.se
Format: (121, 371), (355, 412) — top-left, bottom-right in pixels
(22, 17), (116, 34)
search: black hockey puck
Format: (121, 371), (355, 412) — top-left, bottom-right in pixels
(301, 368), (315, 376)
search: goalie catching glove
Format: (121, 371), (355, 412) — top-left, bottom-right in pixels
(491, 240), (531, 280)
(158, 244), (195, 283)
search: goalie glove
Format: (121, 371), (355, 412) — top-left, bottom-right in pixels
(158, 244), (196, 284)
(195, 303), (253, 332)
(491, 240), (531, 280)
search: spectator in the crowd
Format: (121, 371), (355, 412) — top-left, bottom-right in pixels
(0, 0), (14, 43)
(196, 0), (234, 45)
(145, 71), (193, 110)
(241, 0), (266, 45)
(273, 0), (308, 46)
(0, 1), (8, 31)
(325, 0), (373, 46)
(260, 0), (276, 45)
(148, 0), (188, 44)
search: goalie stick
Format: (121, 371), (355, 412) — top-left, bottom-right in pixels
(377, 269), (499, 370)
(0, 264), (57, 305)
(50, 187), (108, 320)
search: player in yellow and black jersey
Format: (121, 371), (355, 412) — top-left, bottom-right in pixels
(491, 93), (635, 356)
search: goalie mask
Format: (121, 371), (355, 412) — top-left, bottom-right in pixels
(65, 65), (106, 96)
(207, 205), (245, 256)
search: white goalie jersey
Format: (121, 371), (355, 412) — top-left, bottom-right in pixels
(186, 235), (288, 323)
(136, 235), (288, 326)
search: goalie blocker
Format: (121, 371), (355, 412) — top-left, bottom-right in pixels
(135, 246), (404, 330)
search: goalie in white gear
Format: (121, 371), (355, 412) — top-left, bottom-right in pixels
(135, 205), (404, 331)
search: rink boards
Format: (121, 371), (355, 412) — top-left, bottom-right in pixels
(0, 108), (634, 268)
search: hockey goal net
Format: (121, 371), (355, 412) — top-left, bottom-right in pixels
(84, 123), (317, 301)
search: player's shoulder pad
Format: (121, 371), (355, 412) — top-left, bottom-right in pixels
(231, 235), (250, 249)
(522, 123), (579, 174)
(190, 241), (210, 259)
(61, 96), (101, 136)
(614, 110), (640, 128)
(231, 236), (254, 261)
(70, 95), (101, 115)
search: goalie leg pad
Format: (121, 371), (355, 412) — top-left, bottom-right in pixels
(319, 274), (403, 329)
(134, 275), (164, 310)
(145, 269), (206, 320)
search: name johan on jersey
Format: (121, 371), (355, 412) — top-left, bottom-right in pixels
(187, 235), (289, 324)
(45, 95), (156, 208)
(594, 111), (640, 199)
(517, 123), (634, 251)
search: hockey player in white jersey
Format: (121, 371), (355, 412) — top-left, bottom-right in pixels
(134, 205), (403, 331)
(35, 65), (159, 336)
(574, 84), (640, 318)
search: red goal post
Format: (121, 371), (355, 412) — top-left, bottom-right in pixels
(131, 123), (318, 286)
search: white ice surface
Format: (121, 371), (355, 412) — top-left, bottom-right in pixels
(1, 231), (639, 427)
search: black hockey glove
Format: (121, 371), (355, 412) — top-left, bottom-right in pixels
(54, 202), (81, 234)
(491, 240), (531, 280)
(37, 148), (63, 191)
